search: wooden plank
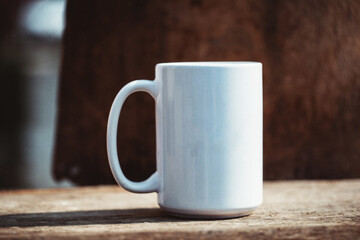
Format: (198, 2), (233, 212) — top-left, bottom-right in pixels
(0, 180), (359, 239)
(55, 0), (360, 185)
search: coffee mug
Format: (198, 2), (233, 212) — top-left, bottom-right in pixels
(107, 62), (262, 218)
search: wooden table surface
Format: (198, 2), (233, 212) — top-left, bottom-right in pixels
(0, 180), (359, 239)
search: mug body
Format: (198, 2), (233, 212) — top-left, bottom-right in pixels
(155, 62), (263, 218)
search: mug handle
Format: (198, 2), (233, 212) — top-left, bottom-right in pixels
(107, 80), (159, 193)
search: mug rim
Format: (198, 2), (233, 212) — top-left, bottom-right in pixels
(156, 61), (261, 68)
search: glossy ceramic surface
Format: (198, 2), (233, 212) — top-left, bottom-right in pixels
(107, 62), (263, 218)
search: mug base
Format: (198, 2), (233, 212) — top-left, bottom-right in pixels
(159, 204), (257, 219)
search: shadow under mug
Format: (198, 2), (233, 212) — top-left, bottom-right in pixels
(107, 62), (263, 219)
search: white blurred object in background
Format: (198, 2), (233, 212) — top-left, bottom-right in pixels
(17, 0), (72, 188)
(20, 0), (65, 39)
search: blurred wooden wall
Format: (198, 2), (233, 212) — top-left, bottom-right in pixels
(54, 0), (360, 185)
(0, 0), (28, 188)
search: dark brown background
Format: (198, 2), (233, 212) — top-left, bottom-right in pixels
(54, 0), (360, 185)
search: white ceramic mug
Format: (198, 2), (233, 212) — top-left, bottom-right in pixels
(107, 62), (263, 218)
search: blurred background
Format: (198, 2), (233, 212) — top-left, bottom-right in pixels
(1, 0), (359, 189)
(0, 0), (71, 188)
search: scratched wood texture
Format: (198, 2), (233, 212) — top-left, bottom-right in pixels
(0, 180), (359, 239)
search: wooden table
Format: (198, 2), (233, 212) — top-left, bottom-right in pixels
(0, 180), (359, 239)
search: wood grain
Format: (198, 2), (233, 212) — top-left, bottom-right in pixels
(54, 0), (360, 185)
(1, 180), (359, 239)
